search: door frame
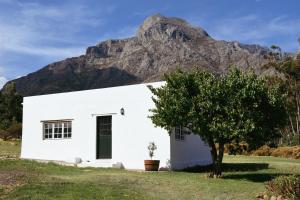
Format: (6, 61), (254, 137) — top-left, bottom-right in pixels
(96, 115), (112, 159)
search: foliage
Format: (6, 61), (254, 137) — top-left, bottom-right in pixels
(251, 145), (273, 156)
(147, 142), (157, 160)
(271, 146), (300, 159)
(263, 48), (300, 146)
(250, 145), (300, 159)
(0, 120), (22, 141)
(0, 82), (23, 140)
(225, 142), (248, 155)
(149, 68), (287, 176)
(265, 175), (300, 200)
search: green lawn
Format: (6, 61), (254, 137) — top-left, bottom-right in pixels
(0, 141), (299, 200)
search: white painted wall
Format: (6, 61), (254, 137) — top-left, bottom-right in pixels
(21, 82), (212, 170)
(170, 133), (212, 170)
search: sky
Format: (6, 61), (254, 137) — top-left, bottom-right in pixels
(0, 0), (299, 88)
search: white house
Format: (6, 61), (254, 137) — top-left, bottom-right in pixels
(21, 82), (212, 170)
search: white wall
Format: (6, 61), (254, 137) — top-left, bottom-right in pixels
(170, 133), (212, 170)
(21, 81), (212, 170)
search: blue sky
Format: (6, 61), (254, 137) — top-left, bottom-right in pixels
(0, 0), (299, 88)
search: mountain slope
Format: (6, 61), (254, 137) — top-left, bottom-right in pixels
(5, 14), (270, 96)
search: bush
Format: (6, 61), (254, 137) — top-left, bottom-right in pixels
(251, 145), (273, 156)
(250, 145), (300, 159)
(225, 143), (249, 155)
(265, 175), (300, 200)
(271, 146), (300, 159)
(0, 122), (22, 141)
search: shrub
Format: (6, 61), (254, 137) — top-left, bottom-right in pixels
(271, 146), (300, 159)
(250, 145), (300, 159)
(225, 143), (249, 155)
(265, 175), (300, 200)
(251, 145), (273, 156)
(0, 122), (22, 141)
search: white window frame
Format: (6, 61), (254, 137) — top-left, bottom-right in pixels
(63, 121), (72, 138)
(42, 120), (72, 140)
(43, 123), (53, 139)
(175, 126), (190, 141)
(54, 122), (63, 139)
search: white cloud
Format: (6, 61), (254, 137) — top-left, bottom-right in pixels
(0, 66), (8, 89)
(206, 14), (300, 51)
(0, 1), (116, 58)
(0, 76), (8, 89)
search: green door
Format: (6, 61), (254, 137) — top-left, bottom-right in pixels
(96, 116), (112, 159)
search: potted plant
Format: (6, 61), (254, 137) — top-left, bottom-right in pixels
(144, 142), (160, 171)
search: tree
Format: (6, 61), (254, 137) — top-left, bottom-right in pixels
(263, 46), (300, 145)
(0, 82), (23, 140)
(149, 68), (287, 177)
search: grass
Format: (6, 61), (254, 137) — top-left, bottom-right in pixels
(0, 139), (20, 158)
(0, 141), (299, 200)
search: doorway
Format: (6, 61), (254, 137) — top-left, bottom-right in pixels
(96, 115), (112, 159)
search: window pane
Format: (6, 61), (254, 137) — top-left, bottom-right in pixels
(175, 126), (186, 141)
(44, 121), (71, 139)
(175, 126), (181, 140)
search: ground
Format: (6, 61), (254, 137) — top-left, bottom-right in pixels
(0, 140), (299, 200)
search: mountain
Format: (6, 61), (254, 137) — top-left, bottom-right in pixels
(4, 14), (270, 96)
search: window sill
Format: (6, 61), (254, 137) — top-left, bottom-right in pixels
(43, 138), (72, 140)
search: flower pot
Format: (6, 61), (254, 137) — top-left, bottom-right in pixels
(144, 160), (160, 171)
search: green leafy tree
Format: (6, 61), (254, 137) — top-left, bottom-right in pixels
(263, 46), (300, 145)
(0, 82), (23, 140)
(149, 68), (287, 177)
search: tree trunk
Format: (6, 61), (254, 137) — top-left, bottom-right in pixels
(208, 138), (224, 178)
(213, 143), (224, 177)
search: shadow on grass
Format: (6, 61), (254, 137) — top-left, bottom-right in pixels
(180, 163), (294, 182)
(222, 172), (292, 182)
(181, 163), (269, 173)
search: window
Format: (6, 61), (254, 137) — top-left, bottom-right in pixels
(43, 121), (72, 140)
(44, 123), (53, 139)
(63, 122), (72, 138)
(175, 126), (190, 141)
(54, 123), (62, 138)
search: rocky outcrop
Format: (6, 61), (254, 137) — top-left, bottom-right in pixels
(4, 14), (270, 96)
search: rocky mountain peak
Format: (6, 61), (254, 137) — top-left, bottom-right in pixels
(137, 13), (209, 42)
(4, 14), (271, 96)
